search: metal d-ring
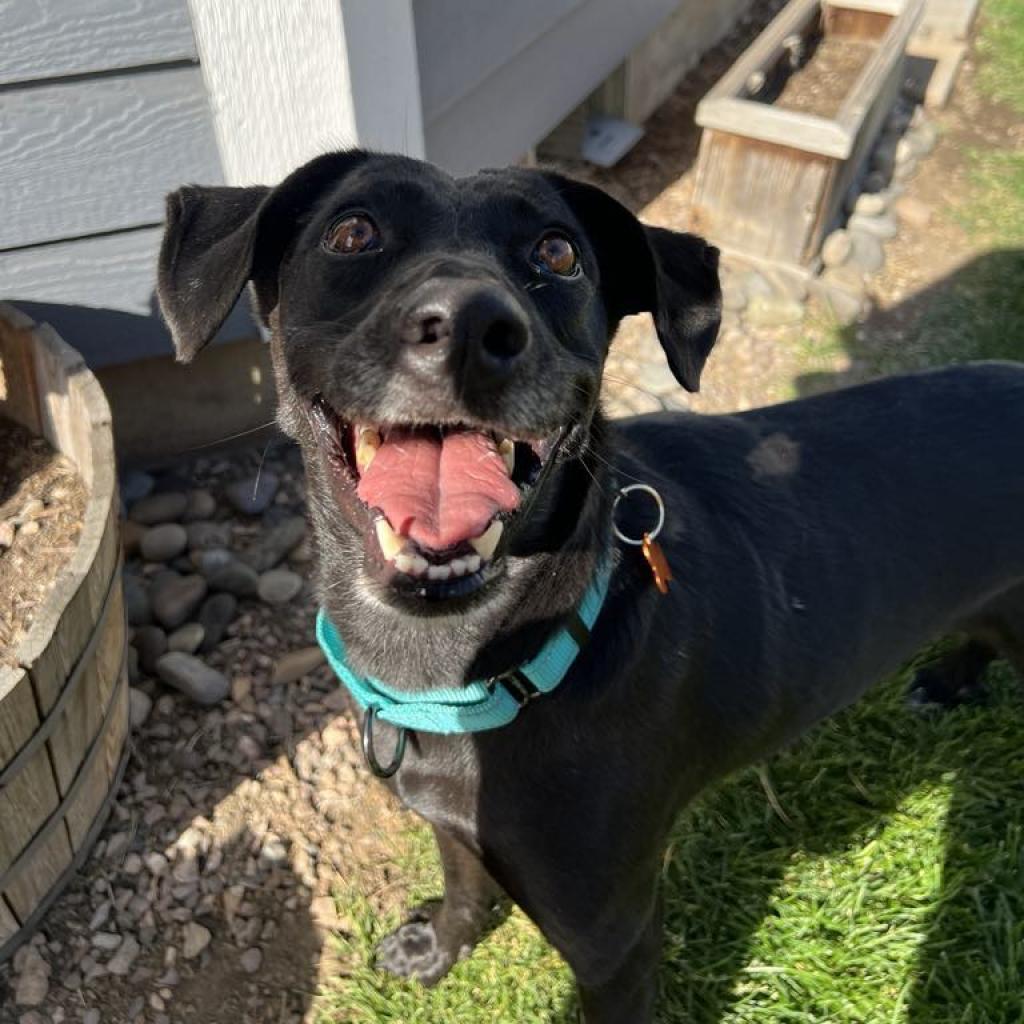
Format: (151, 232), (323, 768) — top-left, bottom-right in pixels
(612, 483), (666, 546)
(361, 705), (408, 778)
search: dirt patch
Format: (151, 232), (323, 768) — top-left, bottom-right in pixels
(772, 38), (876, 119)
(0, 415), (87, 664)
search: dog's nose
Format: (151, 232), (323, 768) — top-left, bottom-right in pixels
(400, 281), (529, 385)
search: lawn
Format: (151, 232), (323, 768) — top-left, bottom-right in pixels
(317, 6), (1024, 1021)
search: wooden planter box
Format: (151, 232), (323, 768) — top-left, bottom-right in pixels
(0, 304), (128, 963)
(692, 0), (924, 269)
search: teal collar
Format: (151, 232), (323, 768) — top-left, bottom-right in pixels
(316, 560), (612, 744)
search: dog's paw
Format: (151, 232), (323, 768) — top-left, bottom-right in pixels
(906, 665), (988, 711)
(374, 918), (453, 987)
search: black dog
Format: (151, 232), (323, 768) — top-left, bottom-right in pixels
(157, 150), (1024, 1023)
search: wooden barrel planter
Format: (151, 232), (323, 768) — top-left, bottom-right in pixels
(0, 303), (128, 963)
(692, 0), (924, 270)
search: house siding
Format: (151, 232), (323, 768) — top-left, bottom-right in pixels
(0, 0), (236, 368)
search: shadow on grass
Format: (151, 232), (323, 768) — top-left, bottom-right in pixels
(797, 248), (1024, 398)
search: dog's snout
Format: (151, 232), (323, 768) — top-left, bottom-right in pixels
(400, 280), (529, 385)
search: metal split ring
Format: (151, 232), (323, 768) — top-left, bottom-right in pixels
(612, 483), (666, 547)
(361, 705), (408, 778)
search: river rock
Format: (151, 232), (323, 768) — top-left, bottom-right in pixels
(183, 489), (217, 522)
(186, 521), (232, 551)
(132, 625), (168, 674)
(238, 516), (307, 572)
(129, 688), (153, 728)
(156, 653), (230, 706)
(257, 568), (303, 604)
(198, 593), (238, 652)
(225, 472), (279, 516)
(821, 229), (853, 268)
(168, 623), (205, 655)
(140, 524), (188, 562)
(123, 575), (152, 627)
(128, 492), (188, 525)
(272, 646), (326, 685)
(152, 574), (207, 630)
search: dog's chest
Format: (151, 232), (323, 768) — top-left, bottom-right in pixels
(388, 735), (481, 844)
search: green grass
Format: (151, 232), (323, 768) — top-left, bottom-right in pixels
(977, 0), (1024, 114)
(317, 668), (1024, 1022)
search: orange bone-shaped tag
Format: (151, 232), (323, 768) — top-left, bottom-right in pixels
(642, 533), (673, 594)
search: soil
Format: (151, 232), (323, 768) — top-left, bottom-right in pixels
(773, 37), (877, 119)
(0, 416), (87, 665)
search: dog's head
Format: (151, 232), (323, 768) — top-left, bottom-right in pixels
(158, 151), (719, 633)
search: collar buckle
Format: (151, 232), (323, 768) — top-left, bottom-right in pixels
(490, 669), (541, 708)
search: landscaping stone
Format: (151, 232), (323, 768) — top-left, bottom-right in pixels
(745, 295), (804, 328)
(129, 688), (153, 729)
(182, 488), (217, 522)
(186, 520), (232, 551)
(107, 937), (141, 976)
(132, 625), (168, 674)
(181, 923), (212, 960)
(238, 516), (307, 572)
(240, 948), (263, 974)
(156, 653), (230, 706)
(854, 191), (888, 217)
(120, 470), (155, 505)
(197, 593), (238, 652)
(847, 212), (899, 240)
(848, 232), (885, 273)
(815, 283), (865, 326)
(128, 492), (188, 525)
(258, 568), (303, 605)
(13, 947), (49, 1006)
(168, 623), (205, 655)
(122, 575), (152, 627)
(272, 646), (326, 685)
(822, 229), (853, 268)
(205, 558), (260, 598)
(225, 472), (280, 516)
(151, 574), (207, 630)
(140, 523), (188, 562)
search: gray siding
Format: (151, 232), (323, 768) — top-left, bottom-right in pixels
(0, 0), (240, 368)
(0, 0), (197, 84)
(418, 0), (678, 173)
(2, 68), (222, 250)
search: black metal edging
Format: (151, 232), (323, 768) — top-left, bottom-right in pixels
(0, 556), (122, 793)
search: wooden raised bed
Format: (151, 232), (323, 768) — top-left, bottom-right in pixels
(0, 303), (128, 963)
(692, 0), (924, 269)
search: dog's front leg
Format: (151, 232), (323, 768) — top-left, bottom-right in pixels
(570, 891), (663, 1024)
(375, 826), (502, 986)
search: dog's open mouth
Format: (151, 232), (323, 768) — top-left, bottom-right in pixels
(311, 397), (564, 597)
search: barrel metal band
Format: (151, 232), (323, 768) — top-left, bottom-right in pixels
(0, 659), (128, 899)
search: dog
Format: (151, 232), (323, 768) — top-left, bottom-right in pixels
(157, 150), (1024, 1023)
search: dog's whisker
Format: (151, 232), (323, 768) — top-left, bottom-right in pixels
(252, 440), (272, 502)
(180, 419), (279, 452)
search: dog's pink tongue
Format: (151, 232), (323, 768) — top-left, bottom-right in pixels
(356, 428), (520, 549)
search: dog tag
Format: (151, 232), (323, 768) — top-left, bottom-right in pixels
(642, 533), (672, 594)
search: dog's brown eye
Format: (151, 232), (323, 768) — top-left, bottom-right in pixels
(533, 234), (579, 276)
(324, 214), (380, 254)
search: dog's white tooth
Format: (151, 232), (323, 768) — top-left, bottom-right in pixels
(356, 428), (381, 473)
(394, 552), (416, 574)
(409, 554), (429, 576)
(469, 520), (503, 561)
(464, 553), (481, 574)
(375, 519), (404, 561)
(498, 438), (515, 475)
(427, 564), (452, 581)
(449, 558), (468, 577)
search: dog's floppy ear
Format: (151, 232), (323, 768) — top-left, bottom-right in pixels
(158, 150), (371, 362)
(541, 174), (721, 392)
(157, 185), (270, 362)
